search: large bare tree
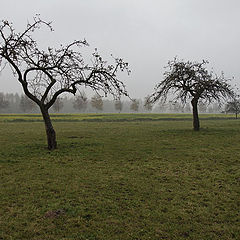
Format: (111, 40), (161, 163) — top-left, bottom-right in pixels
(0, 16), (129, 149)
(148, 58), (233, 131)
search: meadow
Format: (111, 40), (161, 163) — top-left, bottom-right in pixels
(0, 113), (239, 240)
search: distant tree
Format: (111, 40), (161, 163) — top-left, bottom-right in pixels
(5, 93), (14, 105)
(148, 58), (233, 131)
(143, 96), (153, 112)
(130, 99), (139, 112)
(114, 99), (123, 113)
(156, 101), (168, 113)
(0, 92), (9, 111)
(207, 105), (214, 113)
(52, 97), (64, 112)
(198, 100), (207, 113)
(184, 103), (191, 113)
(91, 94), (103, 112)
(170, 101), (184, 113)
(215, 103), (222, 112)
(225, 99), (240, 119)
(19, 94), (36, 112)
(173, 102), (184, 113)
(73, 91), (88, 112)
(0, 16), (129, 149)
(14, 93), (21, 103)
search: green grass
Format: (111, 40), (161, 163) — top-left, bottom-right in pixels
(0, 112), (237, 123)
(0, 114), (239, 239)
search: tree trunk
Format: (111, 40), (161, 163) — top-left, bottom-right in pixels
(191, 98), (200, 131)
(40, 107), (57, 150)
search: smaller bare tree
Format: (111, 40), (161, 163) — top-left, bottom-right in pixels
(148, 58), (233, 131)
(225, 98), (240, 119)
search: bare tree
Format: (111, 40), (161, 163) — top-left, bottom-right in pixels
(225, 98), (240, 119)
(73, 91), (88, 112)
(170, 101), (184, 113)
(0, 92), (9, 111)
(130, 99), (140, 112)
(91, 94), (103, 112)
(148, 58), (233, 131)
(52, 97), (64, 113)
(19, 94), (36, 112)
(143, 96), (153, 112)
(0, 16), (129, 149)
(114, 99), (123, 113)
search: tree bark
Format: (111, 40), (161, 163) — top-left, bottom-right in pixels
(40, 107), (57, 150)
(191, 98), (200, 131)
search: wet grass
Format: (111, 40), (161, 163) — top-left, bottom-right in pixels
(0, 113), (237, 123)
(0, 114), (239, 239)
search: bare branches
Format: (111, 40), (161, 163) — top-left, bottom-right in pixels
(0, 16), (129, 110)
(149, 58), (234, 105)
(148, 58), (234, 131)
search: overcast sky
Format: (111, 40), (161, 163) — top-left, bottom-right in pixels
(1, 0), (240, 98)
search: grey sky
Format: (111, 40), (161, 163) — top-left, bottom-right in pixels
(1, 0), (240, 98)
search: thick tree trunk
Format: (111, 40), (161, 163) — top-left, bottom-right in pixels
(40, 107), (57, 150)
(191, 98), (200, 131)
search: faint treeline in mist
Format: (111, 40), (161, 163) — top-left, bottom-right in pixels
(0, 92), (225, 114)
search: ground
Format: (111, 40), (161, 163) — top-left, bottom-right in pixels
(0, 113), (239, 240)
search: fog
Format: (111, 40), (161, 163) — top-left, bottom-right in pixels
(1, 0), (240, 98)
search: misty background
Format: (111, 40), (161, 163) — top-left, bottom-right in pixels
(1, 0), (240, 101)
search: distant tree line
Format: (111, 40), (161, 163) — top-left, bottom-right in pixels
(0, 91), (234, 114)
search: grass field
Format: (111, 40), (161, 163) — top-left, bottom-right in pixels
(0, 114), (239, 240)
(0, 113), (237, 123)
